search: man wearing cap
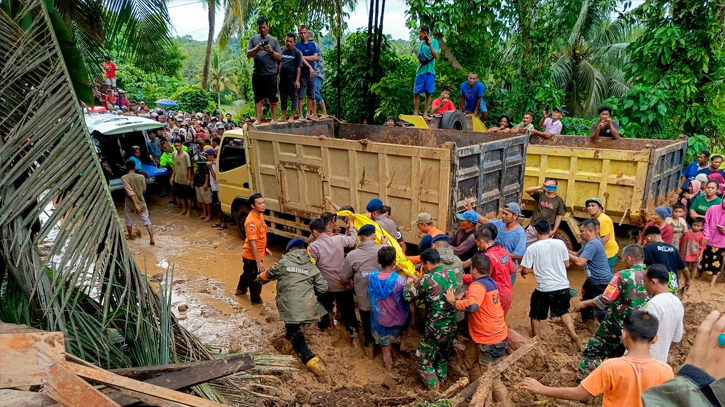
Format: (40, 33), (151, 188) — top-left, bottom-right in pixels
(308, 217), (361, 343)
(530, 107), (563, 139)
(366, 199), (397, 238)
(408, 213), (445, 264)
(256, 238), (329, 377)
(586, 197), (619, 271)
(450, 210), (479, 262)
(469, 201), (527, 286)
(385, 116), (396, 127)
(524, 179), (565, 247)
(340, 224), (387, 352)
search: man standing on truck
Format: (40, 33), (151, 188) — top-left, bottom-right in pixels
(279, 32), (303, 123)
(459, 73), (487, 122)
(308, 218), (361, 343)
(530, 107), (563, 139)
(236, 193), (273, 305)
(295, 25), (318, 121)
(413, 25), (439, 120)
(246, 17), (282, 125)
(589, 106), (620, 141)
(524, 179), (566, 247)
(586, 197), (620, 271)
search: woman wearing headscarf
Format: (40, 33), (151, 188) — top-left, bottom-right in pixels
(639, 206), (674, 244)
(701, 198), (725, 286)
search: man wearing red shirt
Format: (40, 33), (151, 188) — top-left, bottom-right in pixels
(445, 253), (509, 404)
(472, 225), (514, 314)
(104, 56), (117, 89)
(432, 87), (455, 114)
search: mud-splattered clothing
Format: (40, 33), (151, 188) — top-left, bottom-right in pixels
(578, 263), (649, 380)
(403, 265), (457, 387)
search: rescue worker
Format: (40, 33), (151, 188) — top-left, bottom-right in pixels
(409, 213), (445, 264)
(340, 224), (387, 352)
(574, 244), (649, 380)
(404, 248), (457, 390)
(450, 210), (479, 262)
(366, 199), (407, 252)
(308, 217), (361, 343)
(236, 193), (272, 304)
(256, 238), (328, 377)
(432, 234), (465, 322)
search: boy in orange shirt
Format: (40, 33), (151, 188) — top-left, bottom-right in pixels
(522, 310), (674, 407)
(444, 253), (509, 404)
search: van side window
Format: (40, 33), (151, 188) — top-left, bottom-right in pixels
(219, 138), (246, 172)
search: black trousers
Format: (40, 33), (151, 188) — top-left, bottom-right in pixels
(317, 290), (359, 337)
(581, 279), (608, 322)
(285, 323), (315, 364)
(359, 309), (373, 346)
(237, 258), (263, 304)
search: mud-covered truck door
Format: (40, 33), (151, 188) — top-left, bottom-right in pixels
(216, 131), (252, 232)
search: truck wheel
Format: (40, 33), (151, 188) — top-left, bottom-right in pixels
(554, 229), (576, 251)
(236, 207), (250, 239)
(440, 111), (467, 131)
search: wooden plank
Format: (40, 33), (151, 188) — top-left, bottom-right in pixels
(114, 388), (188, 407)
(109, 362), (199, 380)
(66, 363), (228, 407)
(35, 350), (120, 407)
(143, 353), (253, 389)
(1, 330), (65, 388)
(0, 389), (56, 407)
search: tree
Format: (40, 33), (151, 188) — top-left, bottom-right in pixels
(549, 0), (638, 118)
(200, 0), (220, 89)
(207, 48), (238, 106)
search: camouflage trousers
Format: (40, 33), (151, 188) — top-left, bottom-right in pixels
(415, 322), (457, 388)
(577, 317), (626, 381)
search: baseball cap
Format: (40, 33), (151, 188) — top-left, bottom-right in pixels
(431, 234), (450, 244)
(211, 116), (218, 121)
(585, 197), (604, 209)
(553, 107), (564, 114)
(695, 173), (709, 182)
(215, 122), (225, 129)
(203, 148), (216, 157)
(456, 210), (478, 223)
(286, 238), (305, 252)
(366, 198), (383, 212)
(503, 202), (521, 215)
(411, 212), (433, 226)
(359, 224), (376, 235)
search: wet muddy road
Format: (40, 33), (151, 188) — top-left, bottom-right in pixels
(120, 195), (725, 406)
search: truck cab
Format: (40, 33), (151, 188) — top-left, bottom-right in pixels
(217, 131), (252, 235)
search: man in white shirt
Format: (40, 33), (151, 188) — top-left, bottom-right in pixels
(643, 263), (684, 363)
(530, 107), (563, 139)
(521, 219), (578, 343)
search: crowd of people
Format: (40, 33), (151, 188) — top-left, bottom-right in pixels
(234, 162), (724, 405)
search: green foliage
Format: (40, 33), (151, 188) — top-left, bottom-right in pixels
(173, 87), (214, 113)
(116, 63), (188, 104)
(371, 55), (417, 121)
(560, 117), (593, 136)
(686, 134), (710, 163)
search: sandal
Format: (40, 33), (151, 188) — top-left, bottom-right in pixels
(211, 223), (222, 228)
(217, 226), (228, 230)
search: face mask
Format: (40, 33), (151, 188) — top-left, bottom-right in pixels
(545, 185), (557, 191)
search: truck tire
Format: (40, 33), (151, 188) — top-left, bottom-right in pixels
(554, 229), (577, 251)
(440, 110), (467, 131)
(236, 206), (250, 240)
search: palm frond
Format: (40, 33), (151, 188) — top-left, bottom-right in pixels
(0, 0), (223, 395)
(569, 0), (590, 43)
(551, 53), (573, 89)
(575, 59), (608, 118)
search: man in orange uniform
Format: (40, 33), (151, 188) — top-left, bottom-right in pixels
(236, 193), (273, 304)
(444, 254), (509, 404)
(409, 212), (445, 264)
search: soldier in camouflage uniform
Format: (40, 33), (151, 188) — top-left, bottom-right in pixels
(574, 244), (649, 380)
(403, 248), (457, 389)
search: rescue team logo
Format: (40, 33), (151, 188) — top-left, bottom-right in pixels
(287, 267), (309, 275)
(249, 222), (255, 233)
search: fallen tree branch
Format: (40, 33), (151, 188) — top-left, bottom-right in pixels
(449, 336), (540, 407)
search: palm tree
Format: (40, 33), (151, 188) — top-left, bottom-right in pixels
(207, 48), (238, 106)
(549, 0), (641, 118)
(200, 0), (221, 89)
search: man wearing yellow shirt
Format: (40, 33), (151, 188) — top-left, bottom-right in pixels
(586, 197), (619, 271)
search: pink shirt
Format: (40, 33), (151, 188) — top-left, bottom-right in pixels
(703, 204), (725, 248)
(543, 118), (562, 135)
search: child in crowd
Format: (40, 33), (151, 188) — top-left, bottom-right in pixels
(638, 206), (673, 244)
(666, 203), (688, 249)
(522, 310), (674, 407)
(680, 218), (706, 281)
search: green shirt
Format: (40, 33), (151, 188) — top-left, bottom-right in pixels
(690, 195), (721, 216)
(516, 122), (535, 130)
(160, 152), (174, 170)
(403, 265), (456, 332)
(416, 39), (440, 76)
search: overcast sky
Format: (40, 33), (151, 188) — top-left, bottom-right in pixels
(168, 0), (412, 41)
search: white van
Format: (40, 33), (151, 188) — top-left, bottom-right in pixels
(84, 114), (167, 191)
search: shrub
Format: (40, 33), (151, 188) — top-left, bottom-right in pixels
(173, 87), (213, 113)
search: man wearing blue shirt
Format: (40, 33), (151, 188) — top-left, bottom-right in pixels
(679, 150), (710, 189)
(459, 72), (487, 122)
(413, 25), (439, 120)
(568, 219), (614, 323)
(295, 25), (318, 121)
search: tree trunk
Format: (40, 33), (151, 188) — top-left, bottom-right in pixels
(201, 2), (215, 89)
(363, 0), (375, 122)
(366, 0), (385, 123)
(336, 0), (342, 119)
(438, 39), (463, 70)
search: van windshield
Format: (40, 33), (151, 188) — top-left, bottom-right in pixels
(219, 138), (246, 172)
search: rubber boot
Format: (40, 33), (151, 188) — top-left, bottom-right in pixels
(305, 356), (327, 377)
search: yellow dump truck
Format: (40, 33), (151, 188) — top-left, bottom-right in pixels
(216, 121), (529, 244)
(523, 135), (688, 247)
